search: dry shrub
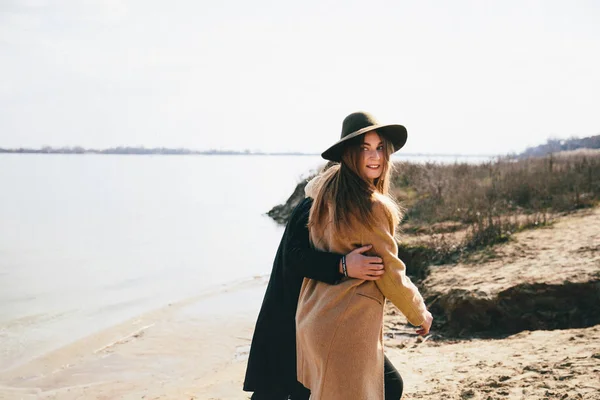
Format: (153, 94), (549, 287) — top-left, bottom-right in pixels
(389, 152), (598, 268)
(393, 152), (599, 230)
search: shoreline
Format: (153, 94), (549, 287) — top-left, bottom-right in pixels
(4, 274), (598, 399)
(0, 277), (269, 399)
(0, 275), (270, 373)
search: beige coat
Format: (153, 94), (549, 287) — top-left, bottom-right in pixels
(296, 175), (428, 400)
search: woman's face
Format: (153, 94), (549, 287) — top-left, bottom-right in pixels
(359, 131), (384, 182)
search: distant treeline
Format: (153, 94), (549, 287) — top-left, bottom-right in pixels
(0, 146), (490, 158)
(521, 135), (600, 157)
(0, 146), (316, 156)
(3, 134), (600, 157)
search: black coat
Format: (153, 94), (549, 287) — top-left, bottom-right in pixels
(243, 197), (342, 393)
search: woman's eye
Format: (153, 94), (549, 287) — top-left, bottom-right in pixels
(377, 146), (383, 151)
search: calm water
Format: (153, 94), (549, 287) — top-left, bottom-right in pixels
(0, 154), (328, 370)
(0, 153), (490, 370)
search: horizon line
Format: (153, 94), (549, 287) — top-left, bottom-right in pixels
(0, 145), (501, 158)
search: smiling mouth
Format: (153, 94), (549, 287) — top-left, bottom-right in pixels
(367, 165), (380, 169)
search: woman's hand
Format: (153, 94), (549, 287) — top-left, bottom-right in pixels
(416, 311), (433, 336)
(340, 245), (384, 281)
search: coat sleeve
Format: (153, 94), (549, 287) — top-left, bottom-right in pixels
(365, 201), (429, 326)
(283, 197), (343, 285)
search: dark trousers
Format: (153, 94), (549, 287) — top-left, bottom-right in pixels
(251, 355), (404, 400)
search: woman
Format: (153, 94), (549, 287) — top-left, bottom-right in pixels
(296, 111), (433, 400)
(243, 195), (389, 400)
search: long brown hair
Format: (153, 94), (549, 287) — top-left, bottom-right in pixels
(308, 131), (402, 233)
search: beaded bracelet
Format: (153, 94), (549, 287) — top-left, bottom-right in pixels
(341, 255), (348, 277)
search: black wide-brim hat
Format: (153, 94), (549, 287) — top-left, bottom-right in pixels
(321, 111), (408, 162)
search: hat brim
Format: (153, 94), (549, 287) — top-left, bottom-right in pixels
(321, 124), (408, 162)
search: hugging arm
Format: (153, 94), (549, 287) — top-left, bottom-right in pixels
(283, 198), (343, 284)
(284, 198), (385, 284)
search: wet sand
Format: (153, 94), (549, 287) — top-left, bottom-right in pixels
(0, 279), (266, 400)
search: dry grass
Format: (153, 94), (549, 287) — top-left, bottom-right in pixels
(392, 151), (600, 270)
(393, 152), (600, 226)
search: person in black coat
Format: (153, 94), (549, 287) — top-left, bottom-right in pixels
(243, 197), (405, 400)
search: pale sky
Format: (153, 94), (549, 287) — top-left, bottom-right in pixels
(1, 0), (599, 155)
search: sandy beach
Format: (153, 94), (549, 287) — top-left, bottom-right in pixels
(0, 279), (266, 400)
(1, 207), (599, 400)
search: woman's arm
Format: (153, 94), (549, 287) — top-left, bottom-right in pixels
(283, 197), (387, 284)
(283, 197), (344, 284)
(365, 201), (430, 327)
